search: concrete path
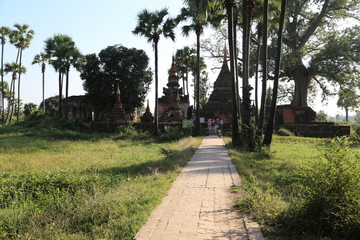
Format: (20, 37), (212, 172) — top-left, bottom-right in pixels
(134, 135), (263, 240)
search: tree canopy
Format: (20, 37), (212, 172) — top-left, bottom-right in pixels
(80, 44), (152, 119)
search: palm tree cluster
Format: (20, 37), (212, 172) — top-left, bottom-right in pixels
(133, 0), (287, 148)
(0, 24), (34, 125)
(44, 34), (81, 119)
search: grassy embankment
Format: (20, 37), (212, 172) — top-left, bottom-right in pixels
(227, 135), (360, 240)
(0, 122), (202, 240)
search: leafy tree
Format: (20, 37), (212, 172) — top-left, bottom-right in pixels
(39, 95), (59, 117)
(23, 102), (37, 117)
(316, 110), (328, 122)
(0, 26), (11, 125)
(337, 88), (359, 122)
(3, 62), (26, 124)
(9, 24), (34, 122)
(32, 52), (49, 115)
(133, 8), (176, 136)
(280, 0), (360, 108)
(199, 72), (211, 110)
(174, 46), (197, 95)
(80, 45), (152, 120)
(45, 34), (80, 118)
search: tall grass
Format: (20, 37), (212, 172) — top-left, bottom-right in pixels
(0, 123), (202, 239)
(227, 136), (360, 240)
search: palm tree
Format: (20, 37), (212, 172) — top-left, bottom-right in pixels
(257, 0), (269, 134)
(177, 5), (210, 136)
(133, 8), (176, 136)
(0, 26), (11, 125)
(45, 34), (79, 118)
(9, 24), (34, 122)
(175, 46), (197, 96)
(64, 46), (81, 119)
(263, 0), (288, 146)
(32, 52), (48, 114)
(4, 62), (26, 124)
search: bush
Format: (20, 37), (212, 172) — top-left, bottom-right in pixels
(236, 176), (287, 224)
(285, 137), (360, 239)
(276, 128), (294, 136)
(159, 126), (191, 141)
(115, 124), (150, 140)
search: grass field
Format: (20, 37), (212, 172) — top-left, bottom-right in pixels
(226, 135), (360, 240)
(0, 126), (202, 240)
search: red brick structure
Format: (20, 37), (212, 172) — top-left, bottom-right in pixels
(106, 85), (130, 123)
(158, 58), (190, 124)
(140, 99), (154, 123)
(202, 53), (233, 123)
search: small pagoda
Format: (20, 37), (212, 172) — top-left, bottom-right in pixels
(202, 50), (233, 123)
(106, 84), (130, 123)
(140, 99), (154, 123)
(158, 58), (190, 124)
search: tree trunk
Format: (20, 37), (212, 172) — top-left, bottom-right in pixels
(42, 63), (45, 114)
(8, 77), (15, 124)
(185, 69), (189, 96)
(154, 40), (159, 136)
(291, 65), (311, 107)
(242, 0), (253, 149)
(233, 8), (241, 122)
(5, 77), (14, 124)
(1, 42), (4, 125)
(195, 30), (201, 136)
(17, 49), (23, 122)
(345, 107), (348, 122)
(226, 0), (240, 145)
(258, 0), (268, 133)
(263, 0), (287, 146)
(58, 71), (63, 118)
(254, 27), (261, 124)
(65, 67), (69, 119)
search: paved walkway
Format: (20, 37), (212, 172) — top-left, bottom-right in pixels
(134, 135), (263, 240)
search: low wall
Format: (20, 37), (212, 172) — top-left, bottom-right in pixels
(279, 123), (350, 138)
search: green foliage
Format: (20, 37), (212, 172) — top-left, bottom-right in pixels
(0, 127), (201, 239)
(227, 135), (360, 239)
(284, 137), (360, 239)
(236, 175), (287, 224)
(114, 124), (150, 140)
(80, 45), (152, 118)
(39, 95), (59, 117)
(276, 128), (294, 136)
(316, 110), (328, 122)
(159, 126), (191, 141)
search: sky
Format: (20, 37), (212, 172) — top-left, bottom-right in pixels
(0, 0), (354, 117)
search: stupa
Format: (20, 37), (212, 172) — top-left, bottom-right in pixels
(202, 49), (233, 123)
(106, 84), (130, 123)
(158, 58), (190, 124)
(140, 99), (154, 123)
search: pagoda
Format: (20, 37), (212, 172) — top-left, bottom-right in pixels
(202, 50), (233, 123)
(158, 58), (190, 124)
(140, 99), (154, 123)
(106, 84), (130, 123)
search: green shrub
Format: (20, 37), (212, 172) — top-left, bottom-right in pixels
(236, 175), (287, 224)
(276, 128), (294, 136)
(159, 126), (190, 141)
(115, 124), (150, 140)
(285, 137), (360, 239)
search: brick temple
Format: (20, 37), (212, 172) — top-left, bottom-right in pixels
(158, 58), (190, 124)
(202, 53), (233, 123)
(106, 84), (129, 123)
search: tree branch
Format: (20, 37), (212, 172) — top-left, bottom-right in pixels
(298, 0), (330, 49)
